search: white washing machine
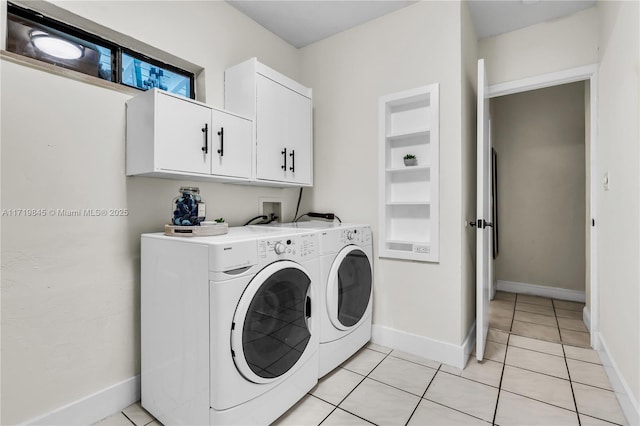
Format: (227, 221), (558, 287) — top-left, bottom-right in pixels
(252, 222), (373, 377)
(141, 227), (320, 425)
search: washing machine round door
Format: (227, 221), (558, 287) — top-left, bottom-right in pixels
(231, 260), (312, 384)
(326, 246), (373, 331)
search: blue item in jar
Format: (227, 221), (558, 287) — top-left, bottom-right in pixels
(172, 187), (205, 226)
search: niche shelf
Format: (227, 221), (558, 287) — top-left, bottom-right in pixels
(378, 84), (439, 262)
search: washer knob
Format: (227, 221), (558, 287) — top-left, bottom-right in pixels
(274, 242), (286, 254)
(347, 231), (354, 240)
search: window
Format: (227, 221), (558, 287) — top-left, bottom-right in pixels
(6, 2), (195, 99)
(121, 51), (192, 99)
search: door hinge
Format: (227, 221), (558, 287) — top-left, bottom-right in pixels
(592, 218), (595, 227)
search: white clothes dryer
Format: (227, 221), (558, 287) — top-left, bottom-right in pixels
(252, 222), (373, 377)
(141, 227), (320, 425)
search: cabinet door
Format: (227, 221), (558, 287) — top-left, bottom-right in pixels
(210, 110), (252, 179)
(286, 88), (312, 185)
(155, 93), (211, 175)
(256, 75), (312, 184)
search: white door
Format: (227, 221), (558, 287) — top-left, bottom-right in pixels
(476, 59), (494, 361)
(156, 93), (211, 175)
(210, 110), (252, 179)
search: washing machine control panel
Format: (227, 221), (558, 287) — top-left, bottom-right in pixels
(258, 233), (318, 263)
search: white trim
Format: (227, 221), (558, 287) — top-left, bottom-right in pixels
(587, 70), (599, 349)
(462, 321), (477, 366)
(496, 280), (586, 302)
(594, 333), (640, 426)
(23, 376), (140, 426)
(487, 64), (599, 98)
(583, 306), (591, 331)
(487, 63), (599, 349)
(371, 324), (474, 369)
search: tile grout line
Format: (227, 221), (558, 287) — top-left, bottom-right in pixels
(492, 333), (510, 426)
(403, 363), (442, 426)
(498, 295), (582, 420)
(553, 299), (582, 426)
(318, 350), (393, 425)
(508, 293), (517, 333)
(419, 398), (493, 425)
(491, 293), (518, 425)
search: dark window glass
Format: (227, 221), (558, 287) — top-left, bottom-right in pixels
(7, 10), (114, 81)
(337, 249), (372, 327)
(6, 2), (195, 99)
(121, 52), (192, 99)
(242, 267), (311, 379)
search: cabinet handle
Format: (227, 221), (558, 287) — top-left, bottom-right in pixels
(289, 149), (295, 172)
(281, 148), (287, 170)
(201, 123), (208, 154)
(217, 127), (224, 157)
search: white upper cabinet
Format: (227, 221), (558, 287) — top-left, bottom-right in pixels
(126, 89), (252, 182)
(225, 58), (313, 187)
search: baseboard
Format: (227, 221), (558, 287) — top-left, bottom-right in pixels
(583, 306), (591, 330)
(594, 333), (640, 426)
(496, 280), (586, 302)
(24, 375), (140, 426)
(371, 324), (474, 369)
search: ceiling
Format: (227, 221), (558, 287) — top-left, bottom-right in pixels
(226, 0), (596, 48)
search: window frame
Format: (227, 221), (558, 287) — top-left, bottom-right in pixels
(6, 2), (196, 99)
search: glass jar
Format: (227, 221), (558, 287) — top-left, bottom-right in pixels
(171, 187), (206, 226)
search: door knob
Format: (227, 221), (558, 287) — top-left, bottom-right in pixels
(470, 219), (493, 229)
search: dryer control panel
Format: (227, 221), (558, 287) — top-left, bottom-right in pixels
(258, 232), (318, 264)
(341, 227), (372, 245)
(319, 226), (372, 254)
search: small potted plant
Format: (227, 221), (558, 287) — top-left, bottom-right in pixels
(403, 154), (417, 166)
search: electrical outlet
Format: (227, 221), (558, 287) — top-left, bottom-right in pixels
(259, 198), (282, 223)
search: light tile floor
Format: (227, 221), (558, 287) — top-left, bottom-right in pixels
(94, 292), (628, 426)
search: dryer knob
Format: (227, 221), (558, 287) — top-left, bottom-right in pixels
(347, 231), (354, 240)
(274, 242), (286, 255)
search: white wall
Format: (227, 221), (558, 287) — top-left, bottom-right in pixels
(492, 83), (586, 292)
(596, 0), (640, 420)
(0, 2), (303, 424)
(300, 1), (468, 345)
(479, 7), (598, 85)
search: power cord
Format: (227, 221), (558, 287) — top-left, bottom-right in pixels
(294, 212), (342, 223)
(293, 187), (303, 223)
(244, 214), (279, 225)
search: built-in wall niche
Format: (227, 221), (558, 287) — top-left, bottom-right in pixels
(378, 84), (439, 262)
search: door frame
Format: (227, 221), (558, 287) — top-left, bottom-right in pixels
(487, 63), (599, 349)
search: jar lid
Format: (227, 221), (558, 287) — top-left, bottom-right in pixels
(179, 186), (200, 194)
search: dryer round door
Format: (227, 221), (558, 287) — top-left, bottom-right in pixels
(231, 260), (313, 384)
(326, 246), (373, 331)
